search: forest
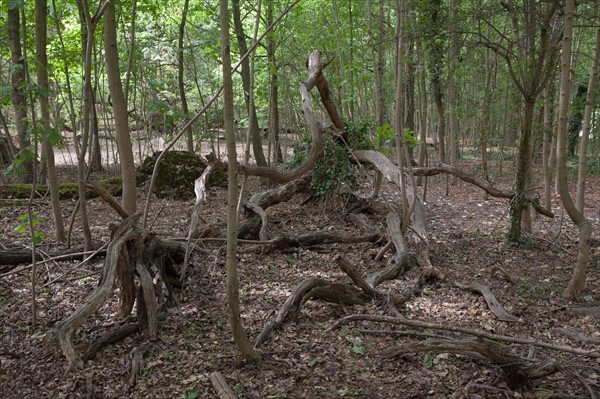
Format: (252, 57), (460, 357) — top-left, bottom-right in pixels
(1, 0), (600, 397)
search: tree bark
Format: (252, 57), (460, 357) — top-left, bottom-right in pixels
(178, 0), (193, 152)
(231, 0), (267, 167)
(7, 3), (32, 183)
(104, 0), (136, 215)
(575, 3), (600, 212)
(556, 0), (593, 299)
(35, 0), (65, 241)
(220, 0), (259, 362)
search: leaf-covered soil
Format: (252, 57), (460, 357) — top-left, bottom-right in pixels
(1, 161), (600, 399)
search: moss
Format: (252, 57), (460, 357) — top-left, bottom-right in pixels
(138, 150), (227, 200)
(58, 183), (79, 200)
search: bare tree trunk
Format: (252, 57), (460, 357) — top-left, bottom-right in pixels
(7, 3), (32, 183)
(35, 0), (65, 241)
(266, 0), (282, 164)
(178, 0), (193, 152)
(231, 0), (267, 168)
(575, 3), (600, 213)
(104, 0), (136, 215)
(542, 85), (554, 211)
(447, 0), (459, 182)
(220, 0), (259, 362)
(556, 0), (592, 299)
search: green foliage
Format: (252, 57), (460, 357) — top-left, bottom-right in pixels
(374, 122), (395, 149)
(343, 119), (375, 150)
(567, 155), (600, 176)
(4, 147), (35, 179)
(14, 213), (47, 244)
(183, 387), (200, 399)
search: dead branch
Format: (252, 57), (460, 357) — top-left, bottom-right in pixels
(329, 314), (600, 358)
(383, 338), (560, 389)
(84, 181), (128, 218)
(454, 281), (519, 322)
(210, 372), (238, 399)
(51, 213), (141, 372)
(261, 231), (380, 253)
(254, 277), (368, 347)
(81, 323), (139, 362)
(366, 212), (408, 288)
(411, 163), (554, 217)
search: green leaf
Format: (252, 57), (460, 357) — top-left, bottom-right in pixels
(183, 387), (200, 399)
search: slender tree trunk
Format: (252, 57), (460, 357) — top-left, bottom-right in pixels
(104, 0), (136, 215)
(36, 0), (65, 241)
(447, 0), (459, 181)
(542, 85), (554, 211)
(508, 100), (535, 241)
(220, 0), (259, 362)
(231, 0), (267, 167)
(575, 4), (600, 213)
(416, 37), (428, 185)
(557, 0), (592, 299)
(266, 0), (283, 163)
(7, 3), (32, 183)
(178, 0), (193, 152)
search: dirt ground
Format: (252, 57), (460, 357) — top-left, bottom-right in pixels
(1, 157), (600, 398)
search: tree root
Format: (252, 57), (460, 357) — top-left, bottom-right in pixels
(48, 213), (184, 372)
(382, 338), (560, 389)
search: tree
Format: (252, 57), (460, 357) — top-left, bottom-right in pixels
(481, 1), (562, 241)
(104, 0), (136, 215)
(232, 0), (267, 168)
(178, 0), (194, 153)
(220, 0), (259, 362)
(35, 0), (65, 241)
(7, 1), (33, 183)
(556, 0), (593, 299)
(575, 3), (600, 213)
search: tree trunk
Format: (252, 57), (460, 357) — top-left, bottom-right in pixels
(266, 0), (283, 164)
(508, 100), (535, 241)
(7, 3), (32, 183)
(556, 0), (593, 299)
(178, 0), (193, 153)
(35, 0), (65, 241)
(447, 0), (459, 181)
(231, 0), (267, 168)
(575, 3), (600, 213)
(104, 0), (136, 215)
(542, 85), (554, 211)
(220, 0), (259, 362)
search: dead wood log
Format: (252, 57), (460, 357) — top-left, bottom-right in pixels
(0, 244), (105, 268)
(210, 372), (238, 399)
(50, 214), (140, 372)
(255, 277), (369, 347)
(366, 212), (408, 288)
(261, 231), (380, 253)
(48, 213), (184, 372)
(411, 163), (553, 217)
(329, 314), (600, 358)
(382, 338), (560, 389)
(129, 343), (150, 388)
(181, 163), (216, 283)
(570, 306), (600, 319)
(352, 150), (440, 279)
(454, 281), (519, 322)
(81, 323), (139, 362)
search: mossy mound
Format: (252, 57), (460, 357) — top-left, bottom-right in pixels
(0, 177), (125, 200)
(138, 151), (226, 200)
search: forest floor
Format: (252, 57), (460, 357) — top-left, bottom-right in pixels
(1, 156), (600, 399)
